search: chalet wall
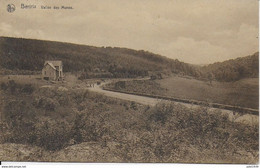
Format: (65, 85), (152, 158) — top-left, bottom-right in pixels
(42, 64), (57, 80)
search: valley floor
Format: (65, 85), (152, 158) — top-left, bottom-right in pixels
(0, 74), (259, 163)
(105, 75), (259, 109)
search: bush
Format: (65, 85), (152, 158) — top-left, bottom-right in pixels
(8, 80), (18, 94)
(2, 100), (36, 144)
(21, 84), (34, 94)
(34, 118), (73, 150)
(33, 97), (59, 111)
(3, 100), (35, 126)
(147, 103), (174, 125)
(143, 102), (258, 162)
(0, 82), (7, 90)
(72, 110), (108, 143)
(0, 80), (35, 94)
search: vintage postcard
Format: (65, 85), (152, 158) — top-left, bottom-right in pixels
(0, 0), (259, 165)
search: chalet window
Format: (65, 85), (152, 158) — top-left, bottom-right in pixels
(44, 71), (46, 75)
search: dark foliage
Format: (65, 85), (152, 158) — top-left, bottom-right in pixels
(0, 37), (199, 78)
(201, 52), (259, 82)
(0, 80), (34, 94)
(1, 37), (257, 81)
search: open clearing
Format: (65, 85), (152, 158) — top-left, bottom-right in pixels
(157, 76), (259, 109)
(108, 75), (258, 109)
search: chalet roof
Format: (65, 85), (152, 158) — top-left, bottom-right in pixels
(44, 60), (62, 67)
(44, 62), (56, 70)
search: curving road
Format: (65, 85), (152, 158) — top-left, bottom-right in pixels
(89, 82), (160, 106)
(87, 80), (258, 126)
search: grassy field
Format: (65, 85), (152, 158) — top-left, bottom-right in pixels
(107, 76), (259, 109)
(158, 76), (259, 109)
(0, 77), (258, 163)
(0, 75), (44, 85)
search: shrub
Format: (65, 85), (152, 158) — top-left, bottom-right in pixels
(143, 102), (258, 162)
(8, 80), (18, 94)
(72, 110), (108, 143)
(21, 84), (34, 94)
(2, 100), (36, 144)
(0, 81), (35, 94)
(3, 100), (35, 127)
(147, 102), (174, 125)
(34, 118), (73, 150)
(33, 97), (59, 111)
(0, 82), (7, 90)
(130, 101), (138, 110)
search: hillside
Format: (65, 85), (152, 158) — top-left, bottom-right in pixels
(201, 52), (259, 82)
(0, 37), (258, 81)
(0, 37), (200, 78)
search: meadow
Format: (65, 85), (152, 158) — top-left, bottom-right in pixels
(107, 75), (259, 109)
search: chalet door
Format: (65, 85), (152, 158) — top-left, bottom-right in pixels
(56, 71), (59, 80)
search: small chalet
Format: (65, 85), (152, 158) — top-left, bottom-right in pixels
(42, 60), (63, 81)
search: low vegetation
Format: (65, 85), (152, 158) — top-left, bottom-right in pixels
(1, 80), (35, 94)
(0, 80), (258, 163)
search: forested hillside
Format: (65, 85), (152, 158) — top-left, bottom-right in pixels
(0, 37), (258, 81)
(201, 52), (259, 82)
(0, 37), (199, 78)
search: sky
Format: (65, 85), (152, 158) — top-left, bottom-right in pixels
(0, 0), (258, 64)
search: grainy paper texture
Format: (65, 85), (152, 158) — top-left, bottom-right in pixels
(0, 0), (259, 164)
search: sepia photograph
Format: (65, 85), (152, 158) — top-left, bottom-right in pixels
(0, 0), (259, 166)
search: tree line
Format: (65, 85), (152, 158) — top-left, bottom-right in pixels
(0, 37), (258, 81)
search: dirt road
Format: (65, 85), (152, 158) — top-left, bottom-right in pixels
(88, 81), (258, 126)
(88, 82), (160, 106)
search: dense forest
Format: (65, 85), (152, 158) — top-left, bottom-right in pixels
(201, 52), (259, 82)
(0, 37), (199, 78)
(0, 37), (258, 81)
